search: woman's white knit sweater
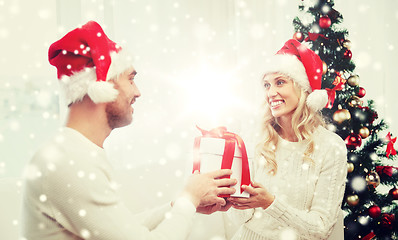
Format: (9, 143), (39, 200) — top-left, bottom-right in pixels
(229, 126), (347, 240)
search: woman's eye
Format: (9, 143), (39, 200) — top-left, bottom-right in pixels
(264, 83), (271, 88)
(277, 80), (285, 85)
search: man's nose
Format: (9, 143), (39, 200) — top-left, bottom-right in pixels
(133, 83), (141, 98)
(135, 88), (141, 98)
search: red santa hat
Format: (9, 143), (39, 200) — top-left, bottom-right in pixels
(48, 21), (132, 105)
(264, 39), (328, 111)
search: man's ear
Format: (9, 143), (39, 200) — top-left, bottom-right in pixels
(107, 78), (119, 89)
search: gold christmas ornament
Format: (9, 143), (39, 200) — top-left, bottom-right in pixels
(343, 40), (352, 49)
(293, 32), (304, 42)
(322, 61), (328, 75)
(347, 75), (360, 86)
(346, 194), (359, 206)
(366, 171), (380, 188)
(333, 109), (351, 124)
(359, 126), (370, 139)
(348, 96), (363, 108)
(347, 162), (354, 173)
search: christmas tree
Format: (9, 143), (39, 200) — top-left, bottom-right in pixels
(292, 0), (398, 239)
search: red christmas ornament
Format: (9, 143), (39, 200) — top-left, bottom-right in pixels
(368, 205), (381, 218)
(358, 106), (378, 124)
(380, 213), (395, 230)
(293, 32), (304, 42)
(345, 133), (362, 150)
(343, 49), (352, 59)
(319, 15), (332, 29)
(389, 188), (398, 200)
(357, 87), (366, 98)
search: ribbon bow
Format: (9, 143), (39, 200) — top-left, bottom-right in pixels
(362, 232), (376, 240)
(385, 132), (397, 158)
(305, 33), (329, 42)
(325, 72), (345, 109)
(375, 166), (398, 177)
(193, 126), (251, 194)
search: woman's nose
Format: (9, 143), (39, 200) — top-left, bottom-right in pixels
(267, 85), (277, 97)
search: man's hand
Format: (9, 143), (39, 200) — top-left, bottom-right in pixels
(196, 200), (233, 215)
(181, 169), (237, 209)
(228, 181), (274, 210)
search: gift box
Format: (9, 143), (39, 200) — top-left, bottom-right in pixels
(193, 126), (251, 198)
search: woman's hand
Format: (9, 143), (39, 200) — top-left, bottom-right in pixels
(228, 181), (275, 210)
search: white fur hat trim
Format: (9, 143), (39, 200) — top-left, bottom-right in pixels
(265, 54), (328, 111)
(59, 50), (133, 105)
(265, 54), (312, 93)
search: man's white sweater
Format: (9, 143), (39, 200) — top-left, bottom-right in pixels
(21, 127), (196, 240)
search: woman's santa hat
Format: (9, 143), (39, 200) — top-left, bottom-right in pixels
(48, 21), (132, 105)
(265, 39), (328, 111)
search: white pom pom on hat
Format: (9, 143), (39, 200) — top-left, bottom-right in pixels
(264, 39), (328, 111)
(306, 89), (328, 111)
(48, 21), (133, 105)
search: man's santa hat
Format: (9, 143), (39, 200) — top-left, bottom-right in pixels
(265, 39), (328, 111)
(48, 21), (132, 105)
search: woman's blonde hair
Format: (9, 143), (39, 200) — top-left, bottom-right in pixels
(255, 72), (325, 175)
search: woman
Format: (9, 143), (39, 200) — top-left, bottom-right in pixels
(227, 39), (347, 240)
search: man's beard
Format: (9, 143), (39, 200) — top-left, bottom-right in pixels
(105, 101), (132, 130)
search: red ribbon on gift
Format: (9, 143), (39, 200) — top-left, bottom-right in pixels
(376, 166), (398, 177)
(193, 126), (251, 195)
(385, 132), (397, 159)
(325, 73), (345, 109)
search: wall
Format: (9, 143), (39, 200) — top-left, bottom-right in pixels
(0, 0), (397, 239)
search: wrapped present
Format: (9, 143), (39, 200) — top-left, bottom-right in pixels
(193, 126), (251, 198)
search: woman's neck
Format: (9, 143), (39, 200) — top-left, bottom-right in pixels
(279, 128), (298, 142)
(277, 116), (298, 142)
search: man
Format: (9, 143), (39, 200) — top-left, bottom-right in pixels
(21, 21), (236, 240)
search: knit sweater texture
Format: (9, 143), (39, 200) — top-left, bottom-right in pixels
(21, 127), (196, 240)
(228, 126), (347, 240)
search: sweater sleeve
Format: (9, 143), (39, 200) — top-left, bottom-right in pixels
(42, 153), (196, 240)
(227, 207), (255, 226)
(261, 137), (347, 239)
(133, 203), (172, 231)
